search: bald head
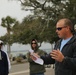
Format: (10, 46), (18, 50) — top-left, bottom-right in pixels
(56, 18), (73, 39)
(57, 18), (73, 32)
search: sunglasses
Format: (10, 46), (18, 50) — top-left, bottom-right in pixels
(31, 43), (37, 44)
(56, 26), (67, 31)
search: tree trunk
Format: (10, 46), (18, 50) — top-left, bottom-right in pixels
(7, 43), (11, 58)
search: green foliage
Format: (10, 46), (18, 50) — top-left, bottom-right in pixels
(2, 0), (76, 45)
(0, 16), (19, 56)
(0, 16), (19, 44)
(18, 0), (67, 43)
(16, 56), (23, 63)
(1, 16), (16, 31)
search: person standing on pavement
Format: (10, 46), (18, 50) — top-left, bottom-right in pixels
(0, 40), (11, 71)
(32, 18), (76, 75)
(0, 40), (9, 75)
(27, 39), (47, 75)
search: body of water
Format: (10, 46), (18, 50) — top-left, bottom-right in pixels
(11, 48), (52, 57)
(2, 42), (55, 57)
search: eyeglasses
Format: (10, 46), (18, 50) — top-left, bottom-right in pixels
(56, 26), (67, 31)
(31, 43), (37, 44)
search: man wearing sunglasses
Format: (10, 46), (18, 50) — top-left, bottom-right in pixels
(32, 18), (76, 75)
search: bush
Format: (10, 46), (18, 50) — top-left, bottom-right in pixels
(12, 57), (16, 61)
(16, 56), (23, 63)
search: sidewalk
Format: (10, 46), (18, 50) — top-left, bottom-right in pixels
(9, 62), (55, 75)
(45, 67), (54, 75)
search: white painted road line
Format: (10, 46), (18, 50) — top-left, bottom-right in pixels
(9, 70), (29, 75)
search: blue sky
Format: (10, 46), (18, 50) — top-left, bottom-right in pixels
(0, 0), (31, 36)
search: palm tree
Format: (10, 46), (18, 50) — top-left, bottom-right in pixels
(1, 16), (17, 57)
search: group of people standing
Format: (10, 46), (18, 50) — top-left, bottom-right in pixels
(27, 18), (76, 75)
(0, 18), (76, 75)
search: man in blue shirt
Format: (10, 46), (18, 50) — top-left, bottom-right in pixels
(31, 18), (76, 75)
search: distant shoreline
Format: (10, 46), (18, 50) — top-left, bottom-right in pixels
(10, 48), (52, 57)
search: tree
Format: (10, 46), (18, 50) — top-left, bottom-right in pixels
(10, 0), (76, 44)
(1, 16), (18, 57)
(18, 0), (67, 43)
(12, 15), (58, 48)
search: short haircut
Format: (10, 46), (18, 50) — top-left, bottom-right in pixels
(58, 18), (73, 32)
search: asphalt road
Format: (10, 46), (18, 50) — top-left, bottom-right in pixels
(9, 62), (54, 75)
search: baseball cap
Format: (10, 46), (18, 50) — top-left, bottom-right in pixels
(0, 40), (3, 45)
